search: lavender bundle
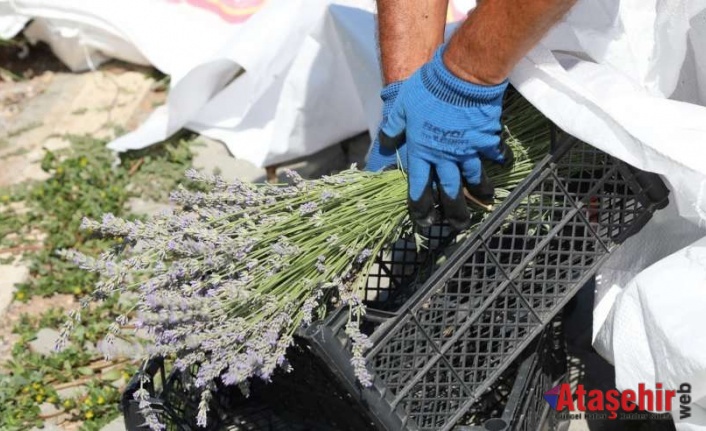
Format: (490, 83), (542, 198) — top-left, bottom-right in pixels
(59, 92), (550, 428)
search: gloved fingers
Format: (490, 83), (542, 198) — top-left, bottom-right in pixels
(435, 159), (463, 199)
(407, 156), (435, 228)
(393, 141), (409, 172)
(461, 157), (495, 205)
(483, 134), (515, 168)
(378, 130), (406, 153)
(476, 138), (506, 165)
(498, 135), (514, 167)
(364, 81), (406, 172)
(366, 135), (410, 172)
(460, 156), (482, 185)
(465, 171), (495, 206)
(364, 138), (397, 172)
(435, 160), (471, 231)
(379, 98), (407, 150)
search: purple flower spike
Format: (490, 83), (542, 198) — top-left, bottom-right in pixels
(299, 202), (318, 215)
(357, 248), (373, 263)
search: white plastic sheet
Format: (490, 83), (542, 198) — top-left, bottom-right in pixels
(594, 234), (706, 429)
(0, 0), (249, 73)
(0, 0), (472, 167)
(98, 0), (376, 167)
(0, 14), (28, 39)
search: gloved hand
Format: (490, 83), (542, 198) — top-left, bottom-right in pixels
(380, 45), (513, 230)
(364, 81), (408, 172)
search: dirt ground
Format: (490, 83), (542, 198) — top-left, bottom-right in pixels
(0, 294), (77, 366)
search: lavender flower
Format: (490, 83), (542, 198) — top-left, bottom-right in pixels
(316, 255), (326, 273)
(357, 248), (373, 264)
(345, 322), (373, 387)
(272, 239), (298, 256)
(301, 287), (324, 325)
(133, 376), (166, 431)
(196, 389), (212, 427)
(54, 319), (74, 352)
(299, 201), (318, 215)
(143, 412), (166, 431)
(312, 211), (324, 227)
(63, 161), (428, 419)
(321, 189), (337, 202)
(283, 169), (304, 187)
(80, 216), (99, 231)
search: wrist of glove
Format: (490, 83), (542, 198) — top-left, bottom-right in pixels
(380, 44), (513, 231)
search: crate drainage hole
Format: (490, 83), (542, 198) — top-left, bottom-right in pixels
(484, 418), (508, 431)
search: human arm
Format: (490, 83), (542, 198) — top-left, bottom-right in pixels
(443, 0), (578, 85)
(380, 0), (578, 229)
(365, 0), (449, 172)
(376, 0), (449, 85)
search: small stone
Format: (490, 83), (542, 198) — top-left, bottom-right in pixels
(43, 137), (71, 152)
(191, 137), (264, 183)
(39, 402), (61, 417)
(111, 377), (127, 389)
(26, 228), (47, 243)
(83, 341), (99, 355)
(0, 201), (30, 216)
(26, 148), (46, 163)
(30, 425), (61, 431)
(57, 385), (87, 400)
(97, 338), (144, 360)
(99, 416), (127, 431)
(29, 328), (65, 355)
(0, 264), (28, 314)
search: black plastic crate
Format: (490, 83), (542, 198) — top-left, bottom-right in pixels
(267, 317), (568, 431)
(122, 357), (217, 431)
(456, 318), (567, 431)
(122, 342), (378, 431)
(301, 135), (669, 431)
(122, 318), (566, 431)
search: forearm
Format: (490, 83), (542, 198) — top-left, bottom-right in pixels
(444, 0), (577, 85)
(376, 0), (449, 84)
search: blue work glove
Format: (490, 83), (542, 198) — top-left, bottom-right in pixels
(380, 45), (513, 230)
(364, 81), (408, 172)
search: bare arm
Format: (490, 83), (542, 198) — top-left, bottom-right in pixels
(443, 0), (577, 85)
(376, 0), (449, 84)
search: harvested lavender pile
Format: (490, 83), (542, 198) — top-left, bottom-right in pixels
(59, 92), (550, 427)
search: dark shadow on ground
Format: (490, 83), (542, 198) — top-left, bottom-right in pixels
(0, 38), (69, 79)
